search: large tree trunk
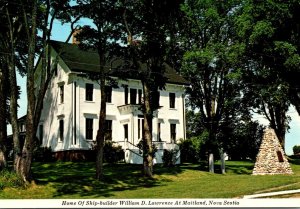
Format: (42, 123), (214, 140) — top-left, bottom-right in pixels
(142, 81), (154, 178)
(0, 67), (8, 170)
(5, 4), (21, 171)
(207, 128), (216, 173)
(267, 103), (287, 149)
(95, 58), (106, 180)
(95, 81), (106, 180)
(16, 0), (37, 182)
(8, 62), (21, 171)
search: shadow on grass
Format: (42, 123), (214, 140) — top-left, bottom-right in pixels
(222, 163), (254, 174)
(154, 163), (200, 175)
(31, 161), (257, 198)
(288, 156), (300, 165)
(198, 161), (254, 175)
(32, 162), (185, 198)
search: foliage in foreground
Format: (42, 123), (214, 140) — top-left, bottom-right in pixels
(178, 133), (207, 163)
(162, 149), (178, 167)
(0, 170), (24, 190)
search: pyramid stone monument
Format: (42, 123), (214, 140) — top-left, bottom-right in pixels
(252, 128), (293, 175)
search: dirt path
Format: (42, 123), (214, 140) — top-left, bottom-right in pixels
(241, 182), (300, 198)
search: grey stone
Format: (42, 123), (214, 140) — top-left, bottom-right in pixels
(252, 128), (293, 175)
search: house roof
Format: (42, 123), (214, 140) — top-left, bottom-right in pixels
(49, 40), (189, 85)
(17, 115), (26, 122)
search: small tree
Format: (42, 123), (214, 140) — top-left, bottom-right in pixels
(180, 0), (244, 172)
(293, 145), (300, 156)
(11, 0), (80, 182)
(234, 0), (298, 148)
(162, 149), (178, 167)
(122, 0), (182, 178)
(75, 0), (123, 180)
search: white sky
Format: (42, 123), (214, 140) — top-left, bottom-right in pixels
(252, 106), (300, 155)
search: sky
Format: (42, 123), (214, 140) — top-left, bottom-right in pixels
(252, 107), (300, 155)
(10, 18), (300, 156)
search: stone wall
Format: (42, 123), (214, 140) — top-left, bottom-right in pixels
(252, 128), (293, 175)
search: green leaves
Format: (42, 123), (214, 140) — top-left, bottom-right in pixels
(274, 41), (300, 69)
(249, 20), (274, 44)
(183, 49), (214, 66)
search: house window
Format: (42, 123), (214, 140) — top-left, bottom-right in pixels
(104, 120), (112, 140)
(59, 85), (64, 103)
(124, 85), (128, 104)
(170, 124), (176, 143)
(157, 122), (161, 142)
(39, 124), (43, 144)
(86, 83), (93, 101)
(153, 91), (160, 107)
(138, 89), (143, 104)
(86, 118), (93, 140)
(59, 120), (64, 142)
(124, 124), (128, 141)
(130, 88), (137, 104)
(138, 116), (144, 139)
(169, 93), (175, 108)
(19, 123), (25, 132)
(105, 86), (112, 103)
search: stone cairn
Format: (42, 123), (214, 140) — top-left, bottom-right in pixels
(252, 128), (293, 175)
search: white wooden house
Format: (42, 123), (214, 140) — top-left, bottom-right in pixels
(37, 40), (188, 164)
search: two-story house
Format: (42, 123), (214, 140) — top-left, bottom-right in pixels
(37, 40), (188, 164)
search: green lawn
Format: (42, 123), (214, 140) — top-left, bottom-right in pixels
(1, 160), (300, 199)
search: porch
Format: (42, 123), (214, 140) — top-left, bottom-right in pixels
(116, 140), (181, 165)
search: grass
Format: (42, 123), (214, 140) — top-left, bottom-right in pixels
(1, 160), (300, 199)
(0, 170), (24, 190)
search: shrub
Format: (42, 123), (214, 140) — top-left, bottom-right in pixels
(136, 140), (157, 158)
(33, 147), (54, 162)
(162, 149), (178, 167)
(178, 138), (197, 163)
(103, 141), (124, 163)
(0, 170), (24, 190)
(178, 132), (208, 163)
(293, 145), (300, 155)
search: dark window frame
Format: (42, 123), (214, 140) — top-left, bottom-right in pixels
(105, 86), (112, 103)
(59, 120), (64, 141)
(157, 122), (161, 142)
(130, 88), (137, 104)
(60, 85), (64, 103)
(138, 89), (143, 104)
(138, 117), (144, 139)
(154, 91), (160, 107)
(169, 93), (175, 108)
(124, 85), (128, 104)
(170, 123), (176, 142)
(86, 83), (94, 101)
(124, 124), (129, 141)
(104, 120), (112, 140)
(86, 118), (93, 140)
